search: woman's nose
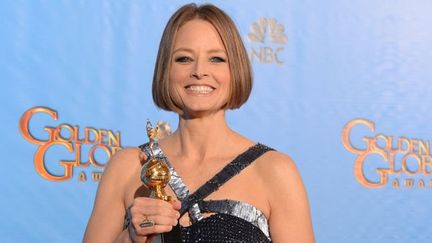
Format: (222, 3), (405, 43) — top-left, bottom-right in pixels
(190, 59), (208, 79)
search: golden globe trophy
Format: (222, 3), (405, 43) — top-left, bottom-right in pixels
(140, 120), (181, 243)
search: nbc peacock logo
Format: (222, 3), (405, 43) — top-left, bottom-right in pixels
(247, 17), (288, 65)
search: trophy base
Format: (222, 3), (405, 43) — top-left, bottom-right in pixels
(150, 224), (182, 243)
(150, 234), (163, 243)
(150, 225), (182, 243)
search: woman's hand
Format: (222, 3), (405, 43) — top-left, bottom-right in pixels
(128, 197), (181, 242)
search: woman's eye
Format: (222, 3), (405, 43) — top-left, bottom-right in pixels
(209, 56), (226, 63)
(175, 56), (193, 63)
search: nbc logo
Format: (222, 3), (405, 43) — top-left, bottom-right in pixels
(248, 17), (288, 65)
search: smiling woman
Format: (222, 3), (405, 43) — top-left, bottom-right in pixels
(169, 19), (231, 117)
(152, 4), (252, 115)
(83, 3), (315, 243)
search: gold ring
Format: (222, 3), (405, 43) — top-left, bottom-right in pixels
(139, 216), (155, 228)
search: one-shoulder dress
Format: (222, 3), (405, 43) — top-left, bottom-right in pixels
(133, 142), (274, 242)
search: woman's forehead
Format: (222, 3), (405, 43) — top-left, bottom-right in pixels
(173, 19), (226, 51)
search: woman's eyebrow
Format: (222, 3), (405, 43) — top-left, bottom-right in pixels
(207, 49), (226, 54)
(173, 47), (194, 54)
(173, 48), (226, 54)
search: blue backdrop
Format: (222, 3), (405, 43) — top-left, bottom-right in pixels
(1, 0), (432, 242)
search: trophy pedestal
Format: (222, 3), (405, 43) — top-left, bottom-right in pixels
(150, 234), (163, 243)
(150, 225), (182, 243)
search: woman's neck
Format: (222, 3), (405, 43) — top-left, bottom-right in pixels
(171, 110), (234, 161)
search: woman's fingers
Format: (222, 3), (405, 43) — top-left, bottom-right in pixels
(133, 218), (177, 236)
(132, 213), (179, 236)
(171, 199), (182, 210)
(133, 197), (176, 211)
(135, 214), (178, 227)
(128, 197), (180, 237)
(131, 199), (180, 219)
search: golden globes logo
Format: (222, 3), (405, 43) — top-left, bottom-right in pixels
(342, 118), (432, 189)
(248, 17), (288, 65)
(19, 107), (122, 182)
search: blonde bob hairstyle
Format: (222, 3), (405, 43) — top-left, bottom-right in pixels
(152, 3), (252, 112)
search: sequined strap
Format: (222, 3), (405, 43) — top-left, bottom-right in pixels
(179, 143), (274, 215)
(198, 199), (271, 240)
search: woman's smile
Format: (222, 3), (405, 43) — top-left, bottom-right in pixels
(185, 84), (215, 95)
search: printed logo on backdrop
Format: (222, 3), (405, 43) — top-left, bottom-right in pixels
(19, 107), (122, 182)
(247, 17), (288, 65)
(342, 118), (432, 189)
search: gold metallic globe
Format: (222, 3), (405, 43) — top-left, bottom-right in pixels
(141, 158), (171, 201)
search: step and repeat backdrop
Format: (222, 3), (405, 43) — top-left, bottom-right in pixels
(1, 0), (432, 242)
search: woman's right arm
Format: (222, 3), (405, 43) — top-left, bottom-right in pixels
(83, 148), (146, 243)
(83, 148), (181, 243)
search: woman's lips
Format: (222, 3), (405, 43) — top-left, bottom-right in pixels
(185, 85), (215, 94)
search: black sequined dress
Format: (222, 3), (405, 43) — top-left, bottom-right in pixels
(138, 142), (274, 242)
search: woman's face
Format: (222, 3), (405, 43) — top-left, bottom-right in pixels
(169, 19), (230, 117)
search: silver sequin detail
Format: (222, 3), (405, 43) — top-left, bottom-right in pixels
(200, 199), (271, 240)
(189, 203), (204, 222)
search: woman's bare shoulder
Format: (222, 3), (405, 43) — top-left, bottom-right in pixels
(102, 146), (144, 180)
(108, 147), (142, 165)
(254, 149), (304, 196)
(256, 149), (297, 175)
(255, 150), (315, 242)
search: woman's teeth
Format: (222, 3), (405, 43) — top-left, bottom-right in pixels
(186, 85), (214, 94)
